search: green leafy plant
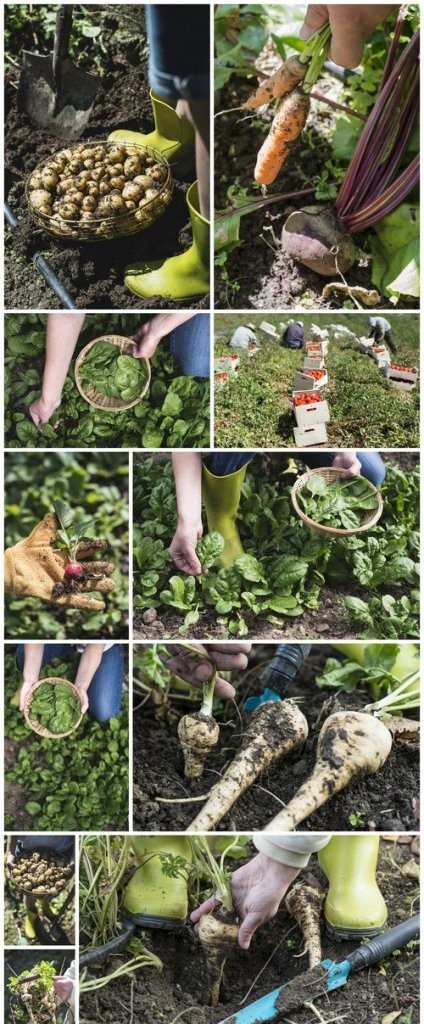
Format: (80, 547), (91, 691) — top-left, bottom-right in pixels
(79, 342), (147, 403)
(8, 960), (58, 1023)
(297, 474), (379, 529)
(28, 683), (81, 734)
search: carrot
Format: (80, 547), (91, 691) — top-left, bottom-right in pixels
(244, 55), (308, 109)
(187, 700), (309, 832)
(254, 88), (310, 185)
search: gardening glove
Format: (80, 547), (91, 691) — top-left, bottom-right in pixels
(4, 514), (115, 611)
(163, 643), (251, 700)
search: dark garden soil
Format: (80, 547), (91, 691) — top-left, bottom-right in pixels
(5, 6), (208, 310)
(133, 646), (420, 833)
(79, 839), (420, 1024)
(214, 73), (418, 311)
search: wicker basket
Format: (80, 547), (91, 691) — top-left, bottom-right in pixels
(24, 677), (84, 739)
(8, 849), (72, 901)
(75, 335), (151, 411)
(291, 467), (384, 537)
(25, 139), (173, 242)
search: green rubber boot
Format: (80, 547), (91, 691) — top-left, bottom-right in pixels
(319, 836), (387, 939)
(108, 90), (195, 176)
(202, 464), (247, 569)
(125, 181), (210, 301)
(124, 836), (192, 929)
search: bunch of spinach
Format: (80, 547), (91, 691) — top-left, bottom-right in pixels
(297, 474), (379, 529)
(133, 456), (419, 640)
(5, 313), (210, 449)
(28, 682), (81, 734)
(5, 650), (129, 831)
(79, 341), (147, 403)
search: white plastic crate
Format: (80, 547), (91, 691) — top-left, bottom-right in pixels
(371, 345), (390, 362)
(385, 365), (418, 384)
(293, 395), (331, 428)
(258, 320), (278, 338)
(306, 340), (328, 357)
(303, 356), (326, 370)
(294, 370), (328, 392)
(293, 422), (328, 447)
(214, 355), (239, 376)
(215, 371), (229, 387)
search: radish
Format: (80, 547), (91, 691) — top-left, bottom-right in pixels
(64, 561), (85, 579)
(187, 700), (308, 832)
(264, 711), (392, 832)
(285, 882), (323, 967)
(198, 909), (238, 1006)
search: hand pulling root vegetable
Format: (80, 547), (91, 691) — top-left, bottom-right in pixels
(265, 711), (392, 833)
(198, 909), (239, 1006)
(244, 55), (308, 109)
(254, 88), (310, 185)
(178, 712), (220, 779)
(187, 700), (309, 832)
(285, 882), (323, 967)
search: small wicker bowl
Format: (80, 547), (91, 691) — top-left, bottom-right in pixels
(291, 467), (384, 538)
(75, 334), (151, 411)
(8, 849), (72, 901)
(26, 139), (173, 242)
(24, 677), (84, 739)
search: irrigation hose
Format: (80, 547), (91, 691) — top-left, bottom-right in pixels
(79, 921), (136, 968)
(4, 202), (76, 309)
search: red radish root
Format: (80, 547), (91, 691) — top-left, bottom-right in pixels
(265, 711), (392, 833)
(281, 206), (357, 276)
(285, 882), (323, 967)
(187, 700), (309, 832)
(244, 55), (307, 109)
(198, 910), (238, 1006)
(178, 713), (220, 779)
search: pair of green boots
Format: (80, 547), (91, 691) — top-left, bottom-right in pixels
(109, 91), (209, 301)
(121, 836), (387, 938)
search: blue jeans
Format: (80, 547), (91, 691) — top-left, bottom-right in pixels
(16, 836), (74, 857)
(169, 313), (210, 378)
(147, 5), (210, 100)
(17, 644), (124, 723)
(204, 452), (386, 486)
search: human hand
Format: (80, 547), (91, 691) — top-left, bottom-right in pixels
(29, 395), (60, 426)
(53, 978), (74, 1005)
(19, 679), (39, 713)
(74, 685), (89, 713)
(163, 643), (251, 700)
(130, 319), (165, 359)
(169, 519), (204, 575)
(332, 449), (362, 478)
(300, 4), (396, 69)
(191, 853), (300, 949)
(4, 513), (115, 610)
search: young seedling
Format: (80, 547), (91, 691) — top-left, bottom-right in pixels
(264, 711), (392, 833)
(177, 644), (221, 780)
(187, 699), (309, 831)
(285, 882), (323, 968)
(52, 498), (98, 598)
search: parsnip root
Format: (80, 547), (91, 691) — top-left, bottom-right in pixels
(178, 712), (220, 779)
(198, 910), (238, 1006)
(187, 700), (309, 832)
(285, 882), (323, 967)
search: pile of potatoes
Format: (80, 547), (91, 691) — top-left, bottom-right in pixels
(10, 849), (73, 896)
(26, 140), (173, 240)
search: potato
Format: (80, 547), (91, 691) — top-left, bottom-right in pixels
(133, 174), (153, 191)
(125, 200), (137, 211)
(30, 189), (53, 210)
(98, 179), (111, 195)
(80, 211), (96, 222)
(108, 144), (127, 164)
(84, 157), (96, 170)
(58, 202), (79, 220)
(124, 155), (141, 179)
(81, 195), (97, 212)
(150, 164), (167, 182)
(122, 182), (141, 202)
(69, 158), (83, 174)
(28, 171), (44, 190)
(92, 145), (107, 160)
(90, 167), (104, 182)
(57, 148), (73, 163)
(40, 168), (59, 189)
(68, 190), (84, 206)
(144, 188), (160, 202)
(110, 175), (126, 190)
(87, 183), (100, 198)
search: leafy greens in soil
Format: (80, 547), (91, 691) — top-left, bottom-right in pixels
(297, 474), (379, 529)
(28, 683), (81, 735)
(5, 649), (129, 832)
(5, 314), (210, 449)
(133, 453), (419, 640)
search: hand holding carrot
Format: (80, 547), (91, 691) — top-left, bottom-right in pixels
(300, 4), (396, 69)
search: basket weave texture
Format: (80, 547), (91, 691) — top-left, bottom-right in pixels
(75, 335), (151, 411)
(291, 467), (384, 537)
(24, 677), (83, 739)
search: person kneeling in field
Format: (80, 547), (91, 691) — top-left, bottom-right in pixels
(17, 642), (124, 723)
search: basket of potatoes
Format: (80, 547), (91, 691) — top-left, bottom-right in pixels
(9, 848), (73, 900)
(25, 139), (173, 242)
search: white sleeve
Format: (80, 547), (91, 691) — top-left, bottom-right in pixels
(253, 833), (332, 868)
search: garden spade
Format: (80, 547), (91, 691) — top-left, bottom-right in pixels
(216, 914), (420, 1024)
(17, 5), (99, 137)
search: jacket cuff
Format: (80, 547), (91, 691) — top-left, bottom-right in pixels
(253, 833), (331, 869)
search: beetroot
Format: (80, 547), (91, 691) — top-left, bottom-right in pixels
(281, 206), (357, 276)
(64, 561), (85, 579)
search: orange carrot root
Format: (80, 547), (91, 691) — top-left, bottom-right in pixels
(244, 55), (307, 109)
(254, 88), (310, 185)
